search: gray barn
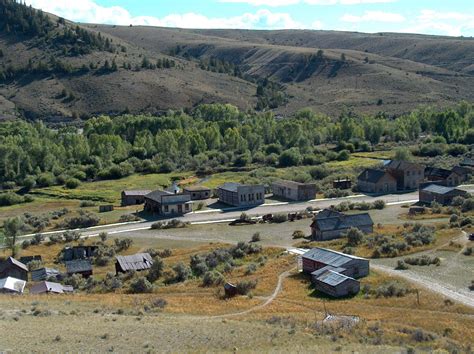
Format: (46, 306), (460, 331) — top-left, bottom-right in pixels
(310, 209), (374, 241)
(271, 180), (316, 201)
(217, 183), (265, 207)
(419, 184), (468, 206)
(121, 190), (152, 206)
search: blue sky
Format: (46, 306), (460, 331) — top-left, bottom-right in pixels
(26, 0), (474, 36)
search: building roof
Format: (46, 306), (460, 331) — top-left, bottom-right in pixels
(30, 281), (67, 295)
(5, 257), (28, 272)
(183, 185), (211, 192)
(424, 167), (453, 179)
(315, 209), (344, 219)
(0, 277), (26, 293)
(452, 166), (471, 176)
(218, 182), (242, 192)
(421, 184), (466, 196)
(461, 157), (474, 167)
(357, 169), (390, 183)
(311, 212), (374, 233)
(122, 190), (152, 196)
(161, 194), (192, 205)
(314, 270), (355, 286)
(116, 253), (153, 271)
(31, 268), (61, 281)
(311, 265), (346, 278)
(303, 247), (367, 268)
(272, 179), (316, 187)
(386, 160), (423, 171)
(145, 190), (173, 203)
(65, 259), (92, 274)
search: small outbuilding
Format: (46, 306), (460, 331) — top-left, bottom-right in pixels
(0, 277), (26, 294)
(333, 178), (352, 190)
(115, 253), (153, 274)
(121, 190), (152, 206)
(419, 184), (469, 206)
(65, 259), (93, 278)
(31, 268), (61, 282)
(312, 270), (360, 298)
(30, 281), (73, 295)
(224, 282), (238, 297)
(183, 185), (212, 200)
(63, 246), (98, 261)
(0, 257), (28, 281)
(271, 180), (316, 201)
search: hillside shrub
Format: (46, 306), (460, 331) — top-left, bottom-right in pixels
(272, 213), (288, 223)
(130, 277), (153, 293)
(62, 211), (100, 229)
(236, 280), (257, 295)
(375, 281), (411, 298)
(202, 271), (225, 287)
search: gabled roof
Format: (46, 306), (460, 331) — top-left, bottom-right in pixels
(122, 190), (152, 196)
(116, 253), (153, 272)
(421, 184), (467, 196)
(311, 265), (346, 278)
(311, 213), (374, 232)
(145, 190), (173, 203)
(386, 160), (423, 171)
(303, 247), (367, 268)
(316, 209), (344, 219)
(314, 270), (355, 286)
(218, 182), (242, 192)
(30, 281), (68, 294)
(424, 167), (453, 179)
(31, 268), (61, 281)
(183, 185), (211, 192)
(66, 259), (92, 274)
(357, 169), (391, 183)
(452, 166), (471, 176)
(6, 257), (28, 272)
(165, 182), (181, 194)
(0, 277), (26, 293)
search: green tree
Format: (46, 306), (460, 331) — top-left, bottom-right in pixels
(3, 217), (24, 257)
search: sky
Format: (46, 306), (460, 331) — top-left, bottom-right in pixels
(24, 0), (474, 37)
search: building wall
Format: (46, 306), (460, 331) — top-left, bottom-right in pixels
(121, 193), (147, 206)
(218, 185), (265, 207)
(314, 278), (360, 298)
(357, 174), (397, 194)
(342, 259), (370, 278)
(184, 189), (211, 200)
(217, 189), (239, 206)
(311, 225), (373, 241)
(272, 181), (316, 201)
(388, 166), (424, 190)
(0, 265), (28, 281)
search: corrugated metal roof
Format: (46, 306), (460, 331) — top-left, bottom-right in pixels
(116, 253), (153, 272)
(357, 169), (390, 183)
(312, 213), (373, 232)
(145, 190), (173, 203)
(315, 270), (354, 286)
(30, 281), (66, 294)
(122, 190), (152, 196)
(0, 277), (26, 293)
(303, 247), (367, 267)
(386, 160), (423, 171)
(31, 268), (60, 281)
(311, 266), (346, 278)
(66, 259), (92, 274)
(424, 167), (452, 179)
(422, 184), (456, 195)
(161, 194), (191, 205)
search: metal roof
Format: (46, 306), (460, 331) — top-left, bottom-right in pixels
(303, 247), (367, 267)
(31, 268), (61, 281)
(145, 190), (173, 202)
(311, 266), (346, 278)
(65, 259), (92, 274)
(386, 160), (423, 171)
(30, 281), (67, 294)
(218, 182), (242, 192)
(422, 184), (460, 195)
(311, 213), (373, 232)
(5, 257), (28, 272)
(357, 168), (392, 183)
(315, 270), (354, 286)
(161, 194), (192, 205)
(116, 253), (153, 272)
(165, 182), (181, 194)
(424, 167), (453, 179)
(272, 179), (316, 187)
(0, 277), (26, 293)
(315, 209), (344, 219)
(122, 190), (152, 196)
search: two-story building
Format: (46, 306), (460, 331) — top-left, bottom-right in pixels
(217, 183), (265, 207)
(385, 160), (425, 191)
(144, 190), (192, 215)
(271, 179), (316, 201)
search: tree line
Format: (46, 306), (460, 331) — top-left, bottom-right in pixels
(0, 102), (473, 191)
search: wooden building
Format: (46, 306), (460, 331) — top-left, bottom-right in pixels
(183, 185), (212, 200)
(357, 169), (397, 194)
(65, 259), (93, 278)
(385, 160), (425, 191)
(312, 270), (361, 298)
(63, 246), (98, 261)
(0, 277), (26, 294)
(115, 253), (153, 274)
(121, 190), (152, 206)
(217, 183), (265, 207)
(333, 178), (352, 190)
(224, 282), (238, 297)
(144, 190), (192, 216)
(0, 257), (28, 281)
(310, 209), (374, 241)
(271, 180), (316, 201)
(31, 268), (61, 282)
(30, 281), (73, 295)
(419, 184), (468, 206)
(424, 167), (466, 187)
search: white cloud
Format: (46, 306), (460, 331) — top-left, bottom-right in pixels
(401, 10), (474, 37)
(311, 20), (324, 29)
(221, 0), (396, 5)
(24, 0), (304, 29)
(341, 11), (405, 23)
(220, 0), (300, 6)
(305, 0), (395, 4)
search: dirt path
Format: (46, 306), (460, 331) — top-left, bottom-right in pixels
(371, 264), (474, 308)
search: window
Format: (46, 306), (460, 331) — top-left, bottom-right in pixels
(164, 205), (169, 213)
(185, 204), (189, 211)
(406, 171), (410, 176)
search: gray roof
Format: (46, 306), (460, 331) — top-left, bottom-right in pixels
(145, 190), (172, 202)
(66, 259), (92, 274)
(315, 209), (344, 219)
(272, 179), (316, 187)
(0, 277), (26, 293)
(161, 194), (192, 205)
(303, 247), (367, 267)
(218, 182), (242, 192)
(183, 185), (211, 192)
(311, 265), (346, 278)
(357, 169), (390, 183)
(461, 157), (474, 167)
(311, 212), (373, 232)
(122, 190), (152, 196)
(421, 184), (466, 195)
(31, 268), (61, 281)
(424, 167), (453, 179)
(30, 281), (67, 294)
(116, 253), (153, 272)
(386, 160), (423, 171)
(314, 270), (355, 286)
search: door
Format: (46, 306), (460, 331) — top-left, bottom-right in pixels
(178, 204), (183, 213)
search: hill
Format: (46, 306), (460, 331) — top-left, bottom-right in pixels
(0, 0), (473, 121)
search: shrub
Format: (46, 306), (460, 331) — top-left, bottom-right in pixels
(65, 178), (81, 189)
(272, 213), (288, 223)
(202, 271), (225, 287)
(245, 263), (257, 275)
(149, 298), (167, 310)
(395, 260), (409, 270)
(130, 277), (153, 293)
(27, 259), (43, 271)
(464, 247), (473, 256)
(114, 238), (133, 252)
(0, 193), (27, 206)
(346, 227), (364, 246)
(236, 280), (257, 295)
(37, 173), (56, 187)
(173, 262), (191, 282)
(119, 214), (140, 222)
(146, 248), (172, 258)
(461, 198), (474, 212)
(373, 200), (385, 210)
(309, 166), (329, 180)
(251, 232), (261, 242)
(147, 257), (164, 283)
(62, 211), (100, 229)
(79, 200), (96, 208)
(375, 281), (411, 298)
(63, 230), (81, 242)
(292, 230), (306, 239)
(279, 148), (302, 167)
(21, 240), (31, 249)
(99, 232), (108, 242)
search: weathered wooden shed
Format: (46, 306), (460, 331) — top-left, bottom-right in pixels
(30, 281), (73, 295)
(19, 255), (42, 265)
(63, 246), (98, 261)
(0, 257), (28, 281)
(0, 276), (26, 294)
(121, 190), (152, 206)
(312, 270), (360, 298)
(224, 282), (238, 297)
(271, 180), (316, 201)
(65, 259), (93, 278)
(310, 209), (374, 241)
(419, 184), (468, 206)
(115, 253), (153, 274)
(31, 267), (61, 282)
